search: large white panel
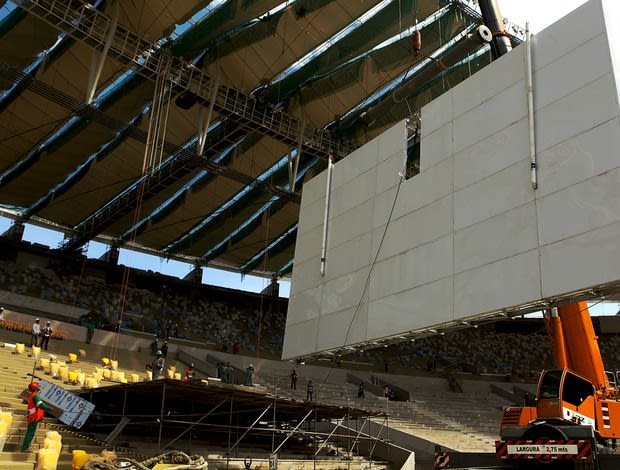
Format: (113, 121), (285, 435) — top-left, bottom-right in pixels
(324, 232), (373, 282)
(373, 195), (453, 262)
(535, 74), (618, 153)
(533, 0), (604, 73)
(454, 161), (534, 231)
(541, 221), (620, 297)
(369, 235), (453, 300)
(454, 250), (542, 317)
(331, 136), (379, 189)
(320, 267), (371, 314)
(367, 277), (454, 338)
(293, 223), (324, 265)
(371, 185), (400, 231)
(452, 43), (525, 118)
(422, 88), (453, 135)
(286, 3), (620, 359)
(376, 119), (407, 163)
(453, 80), (527, 154)
(602, 0), (620, 106)
(299, 170), (327, 209)
(376, 150), (406, 196)
(282, 318), (319, 358)
(537, 118), (620, 197)
(287, 256), (323, 295)
(533, 33), (612, 111)
(454, 203), (538, 274)
(316, 305), (368, 351)
(330, 167), (378, 218)
(286, 284), (323, 324)
(297, 194), (327, 235)
(454, 118), (529, 191)
(328, 199), (374, 249)
(421, 121), (453, 170)
(396, 157), (453, 216)
(537, 167), (620, 246)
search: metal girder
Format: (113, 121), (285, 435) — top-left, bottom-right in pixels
(197, 70), (220, 156)
(359, 24), (493, 127)
(272, 408), (315, 455)
(0, 60), (299, 252)
(227, 403), (273, 454)
(163, 398), (228, 451)
(86, 2), (118, 104)
(15, 0), (355, 160)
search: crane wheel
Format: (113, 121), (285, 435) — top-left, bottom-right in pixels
(519, 424), (575, 469)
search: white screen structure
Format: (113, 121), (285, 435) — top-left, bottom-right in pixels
(283, 0), (620, 359)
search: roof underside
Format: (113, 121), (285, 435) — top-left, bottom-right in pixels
(0, 0), (521, 279)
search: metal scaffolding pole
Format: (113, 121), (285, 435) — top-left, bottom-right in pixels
(15, 0), (353, 161)
(272, 409), (314, 455)
(163, 398), (228, 451)
(157, 380), (167, 451)
(227, 404), (273, 455)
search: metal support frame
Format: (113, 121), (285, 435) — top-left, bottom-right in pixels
(143, 54), (173, 175)
(227, 404), (273, 454)
(197, 69), (220, 156)
(163, 398), (228, 451)
(86, 2), (118, 104)
(272, 408), (315, 455)
(157, 380), (167, 450)
(347, 416), (370, 457)
(368, 414), (389, 460)
(16, 0), (353, 160)
(288, 116), (305, 193)
(313, 414), (348, 456)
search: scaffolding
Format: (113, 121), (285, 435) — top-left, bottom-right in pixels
(15, 0), (355, 161)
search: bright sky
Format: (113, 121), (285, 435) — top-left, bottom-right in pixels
(0, 215), (288, 296)
(499, 0), (589, 33)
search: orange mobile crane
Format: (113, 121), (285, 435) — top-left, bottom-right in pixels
(496, 301), (620, 468)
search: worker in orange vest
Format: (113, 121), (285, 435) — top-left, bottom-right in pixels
(22, 381), (50, 452)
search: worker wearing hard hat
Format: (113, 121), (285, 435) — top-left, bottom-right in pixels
(151, 350), (165, 379)
(22, 381), (50, 452)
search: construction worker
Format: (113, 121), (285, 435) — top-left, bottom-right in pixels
(22, 381), (50, 452)
(30, 318), (41, 347)
(151, 350), (165, 379)
(245, 364), (254, 386)
(183, 364), (195, 382)
(41, 321), (52, 350)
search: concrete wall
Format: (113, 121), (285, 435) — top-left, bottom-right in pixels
(283, 0), (620, 359)
(0, 290), (88, 320)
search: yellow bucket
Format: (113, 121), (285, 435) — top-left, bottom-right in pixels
(37, 447), (60, 470)
(71, 450), (91, 470)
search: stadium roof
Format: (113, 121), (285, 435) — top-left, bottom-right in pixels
(0, 0), (522, 279)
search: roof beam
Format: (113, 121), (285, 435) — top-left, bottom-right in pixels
(0, 61), (300, 252)
(16, 0), (354, 160)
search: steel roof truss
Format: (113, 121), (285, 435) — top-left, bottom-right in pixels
(197, 71), (220, 156)
(86, 2), (118, 104)
(17, 0), (353, 160)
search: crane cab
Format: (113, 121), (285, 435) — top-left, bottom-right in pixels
(536, 368), (596, 427)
